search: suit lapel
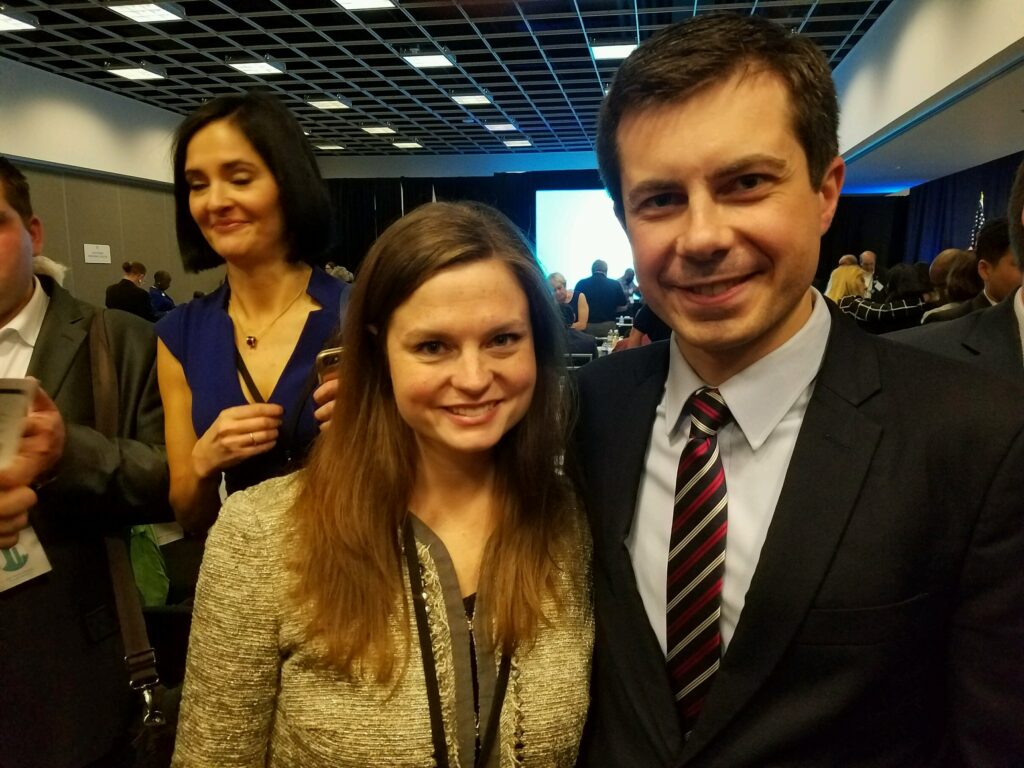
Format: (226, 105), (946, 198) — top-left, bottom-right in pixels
(680, 313), (883, 763)
(26, 279), (89, 400)
(960, 294), (1023, 377)
(588, 344), (687, 754)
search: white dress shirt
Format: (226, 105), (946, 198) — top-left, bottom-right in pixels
(0, 277), (49, 379)
(627, 291), (831, 655)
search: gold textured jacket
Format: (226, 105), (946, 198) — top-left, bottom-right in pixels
(172, 475), (594, 767)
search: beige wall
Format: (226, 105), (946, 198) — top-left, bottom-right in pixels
(16, 162), (224, 308)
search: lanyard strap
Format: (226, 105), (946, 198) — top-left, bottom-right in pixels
(402, 519), (510, 768)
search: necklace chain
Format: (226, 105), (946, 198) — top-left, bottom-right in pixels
(232, 281), (307, 351)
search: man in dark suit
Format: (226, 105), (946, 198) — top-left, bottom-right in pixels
(573, 258), (628, 336)
(0, 158), (169, 768)
(890, 166), (1024, 379)
(575, 15), (1024, 767)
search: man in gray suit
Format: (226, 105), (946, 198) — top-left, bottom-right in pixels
(0, 157), (169, 768)
(890, 161), (1024, 379)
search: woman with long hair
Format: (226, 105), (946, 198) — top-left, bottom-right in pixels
(156, 92), (345, 534)
(172, 202), (593, 766)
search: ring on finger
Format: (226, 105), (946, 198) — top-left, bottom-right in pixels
(249, 432), (257, 446)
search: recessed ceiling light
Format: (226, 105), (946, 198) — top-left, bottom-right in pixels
(109, 4), (184, 23)
(363, 126), (396, 135)
(334, 0), (395, 9)
(452, 93), (491, 106)
(504, 139), (532, 148)
(0, 11), (38, 31)
(393, 142), (423, 149)
(108, 66), (165, 80)
(484, 123), (516, 132)
(402, 53), (454, 69)
(591, 44), (637, 60)
(316, 144), (345, 150)
(229, 60), (285, 75)
(310, 99), (350, 110)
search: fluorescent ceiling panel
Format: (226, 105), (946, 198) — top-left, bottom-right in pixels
(0, 12), (36, 31)
(403, 53), (454, 69)
(229, 61), (285, 75)
(110, 4), (182, 23)
(393, 142), (423, 149)
(504, 139), (532, 148)
(310, 99), (350, 110)
(108, 67), (165, 80)
(592, 44), (637, 60)
(452, 93), (491, 106)
(484, 123), (516, 132)
(316, 144), (345, 150)
(334, 0), (395, 8)
(363, 126), (396, 135)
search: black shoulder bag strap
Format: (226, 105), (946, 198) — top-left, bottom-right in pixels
(402, 519), (510, 767)
(89, 309), (166, 727)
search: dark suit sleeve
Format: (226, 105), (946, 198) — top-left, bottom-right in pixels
(948, 422), (1024, 762)
(38, 312), (170, 525)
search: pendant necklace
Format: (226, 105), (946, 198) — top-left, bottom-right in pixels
(233, 281), (307, 351)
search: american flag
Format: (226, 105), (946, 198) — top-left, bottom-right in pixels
(969, 191), (986, 249)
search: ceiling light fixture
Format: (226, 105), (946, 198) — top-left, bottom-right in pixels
(309, 98), (351, 110)
(402, 49), (455, 69)
(229, 59), (286, 76)
(591, 43), (636, 60)
(109, 3), (184, 23)
(316, 144), (345, 150)
(393, 142), (423, 149)
(108, 65), (166, 80)
(452, 92), (491, 106)
(484, 123), (515, 132)
(363, 126), (396, 135)
(504, 139), (532, 148)
(334, 0), (395, 9)
(0, 10), (38, 31)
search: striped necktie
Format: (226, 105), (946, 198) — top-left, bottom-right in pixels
(667, 386), (731, 737)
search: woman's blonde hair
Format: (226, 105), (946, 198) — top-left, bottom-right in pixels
(825, 264), (868, 302)
(291, 201), (576, 681)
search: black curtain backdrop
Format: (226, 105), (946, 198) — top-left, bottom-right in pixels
(904, 150), (1024, 264)
(818, 194), (909, 283)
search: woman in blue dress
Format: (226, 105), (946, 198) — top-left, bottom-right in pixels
(156, 92), (345, 534)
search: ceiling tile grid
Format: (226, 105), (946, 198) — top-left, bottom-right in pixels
(1, 0), (893, 156)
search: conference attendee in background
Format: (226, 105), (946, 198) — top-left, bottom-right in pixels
(572, 258), (627, 337)
(858, 249), (885, 297)
(926, 247), (965, 306)
(837, 253), (859, 266)
(923, 218), (1020, 325)
(0, 157), (169, 768)
(156, 91), (344, 536)
(549, 270), (589, 330)
(823, 263), (868, 302)
(549, 271), (598, 358)
(149, 269), (175, 319)
(618, 266), (638, 301)
(173, 202), (593, 766)
(106, 259), (157, 321)
(576, 13), (1024, 766)
(891, 160), (1024, 378)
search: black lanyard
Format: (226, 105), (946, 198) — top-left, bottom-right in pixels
(402, 520), (510, 768)
(233, 347), (316, 462)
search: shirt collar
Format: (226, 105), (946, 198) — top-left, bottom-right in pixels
(1013, 287), (1024, 342)
(0, 276), (49, 348)
(664, 289), (831, 450)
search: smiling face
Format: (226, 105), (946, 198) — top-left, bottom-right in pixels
(184, 119), (286, 265)
(386, 258), (537, 466)
(617, 69), (843, 384)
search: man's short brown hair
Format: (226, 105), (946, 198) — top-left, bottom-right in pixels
(597, 13), (839, 221)
(0, 157), (34, 224)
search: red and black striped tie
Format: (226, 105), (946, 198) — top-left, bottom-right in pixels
(667, 386), (731, 737)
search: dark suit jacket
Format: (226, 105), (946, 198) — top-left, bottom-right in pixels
(921, 291), (992, 325)
(574, 307), (1024, 767)
(0, 277), (169, 768)
(889, 291), (1021, 381)
(106, 277), (156, 322)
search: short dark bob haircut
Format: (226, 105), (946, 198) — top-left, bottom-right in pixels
(598, 13), (839, 223)
(172, 91), (332, 273)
